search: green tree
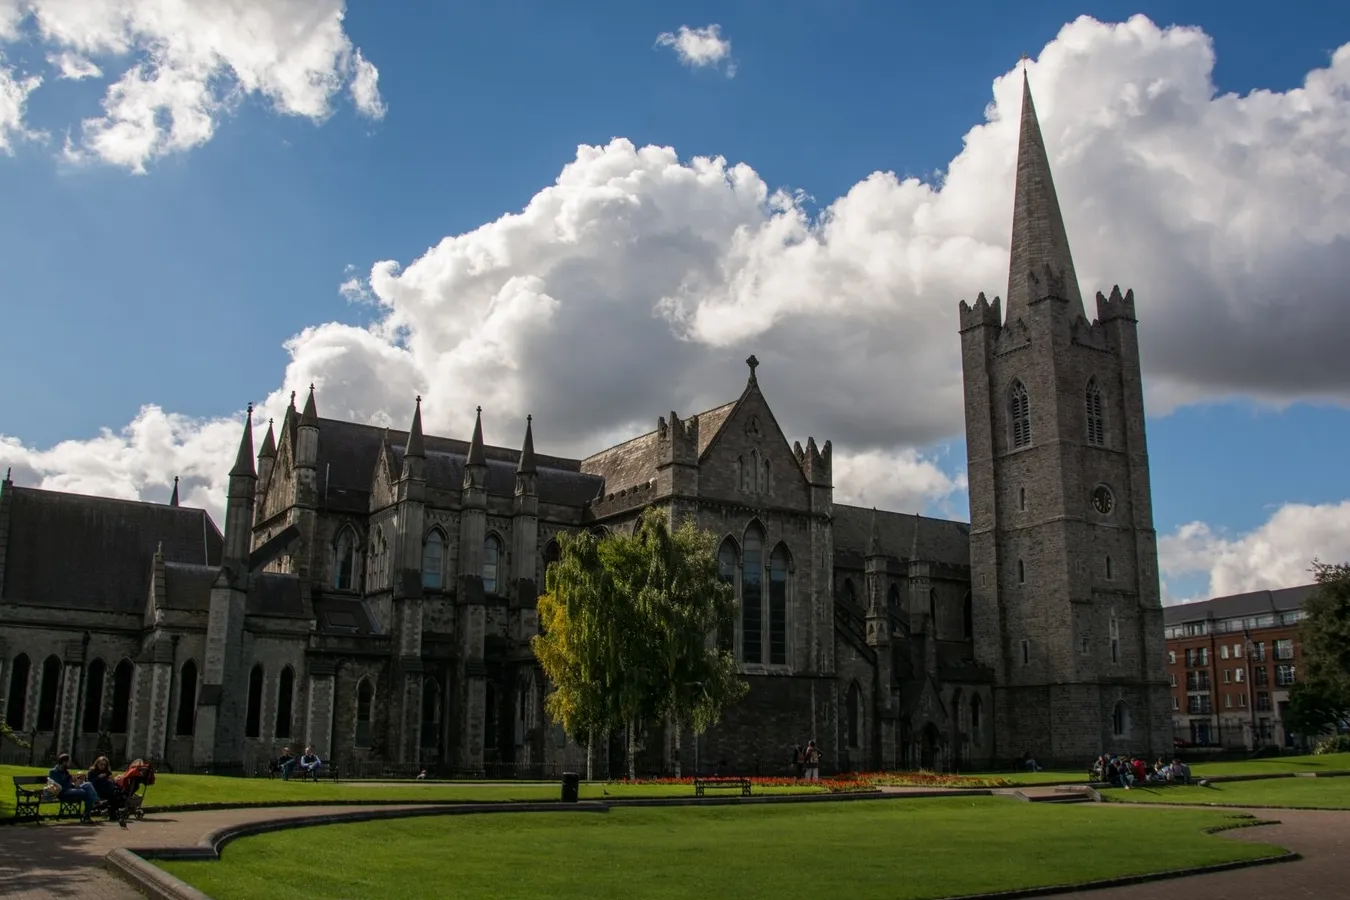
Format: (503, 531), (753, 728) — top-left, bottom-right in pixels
(532, 508), (747, 780)
(1289, 560), (1350, 738)
(1, 720), (30, 749)
(627, 509), (745, 778)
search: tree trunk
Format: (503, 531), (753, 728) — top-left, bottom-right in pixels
(585, 733), (593, 782)
(627, 719), (637, 781)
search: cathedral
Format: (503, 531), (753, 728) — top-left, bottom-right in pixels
(0, 75), (1172, 777)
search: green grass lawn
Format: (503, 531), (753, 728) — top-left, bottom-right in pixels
(0, 764), (824, 817)
(159, 797), (1284, 900)
(1103, 775), (1350, 809)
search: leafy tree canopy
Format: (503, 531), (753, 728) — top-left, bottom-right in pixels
(1288, 560), (1350, 735)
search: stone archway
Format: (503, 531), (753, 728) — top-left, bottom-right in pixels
(920, 722), (941, 770)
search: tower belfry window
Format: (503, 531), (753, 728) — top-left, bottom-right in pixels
(1085, 379), (1105, 446)
(1009, 381), (1031, 448)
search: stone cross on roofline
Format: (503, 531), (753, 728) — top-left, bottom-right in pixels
(746, 354), (759, 383)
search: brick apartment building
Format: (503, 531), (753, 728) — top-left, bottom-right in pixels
(1163, 585), (1317, 750)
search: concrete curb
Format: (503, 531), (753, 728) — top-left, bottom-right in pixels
(105, 848), (215, 900)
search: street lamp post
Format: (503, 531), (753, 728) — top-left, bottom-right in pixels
(1244, 627), (1258, 749)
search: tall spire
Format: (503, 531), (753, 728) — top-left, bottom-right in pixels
(405, 396), (426, 458)
(300, 384), (318, 427)
(467, 406), (486, 466)
(258, 419), (277, 459)
(1005, 71), (1083, 321)
(867, 507), (882, 558)
(169, 476), (180, 507)
(229, 404), (257, 478)
(517, 415), (536, 474)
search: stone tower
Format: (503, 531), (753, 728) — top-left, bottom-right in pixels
(958, 73), (1171, 766)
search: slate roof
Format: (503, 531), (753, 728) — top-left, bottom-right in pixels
(2, 486), (222, 614)
(162, 563), (307, 618)
(832, 505), (970, 569)
(580, 400), (739, 491)
(1163, 584), (1319, 626)
(312, 417), (603, 512)
(313, 596), (380, 635)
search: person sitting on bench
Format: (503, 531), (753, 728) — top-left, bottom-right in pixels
(273, 748), (296, 780)
(298, 747), (322, 782)
(86, 755), (127, 827)
(49, 753), (99, 822)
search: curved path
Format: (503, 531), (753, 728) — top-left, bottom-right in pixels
(0, 797), (1346, 900)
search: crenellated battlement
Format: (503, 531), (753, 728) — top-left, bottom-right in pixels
(656, 410), (699, 464)
(958, 292), (1003, 332)
(1095, 285), (1137, 323)
(1025, 262), (1070, 305)
(795, 435), (832, 486)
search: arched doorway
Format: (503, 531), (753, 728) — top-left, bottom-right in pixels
(920, 723), (941, 770)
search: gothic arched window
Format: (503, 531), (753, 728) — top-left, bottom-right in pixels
(741, 525), (764, 664)
(82, 658), (106, 733)
(717, 538), (738, 653)
(962, 591), (974, 639)
(334, 526), (358, 591)
(245, 664), (264, 739)
(276, 666), (295, 739)
(542, 540), (561, 589)
(175, 660), (198, 736)
(5, 653), (30, 730)
(1085, 378), (1106, 446)
(761, 458), (772, 495)
(1009, 380), (1031, 448)
(846, 682), (862, 749)
(422, 529), (446, 590)
(887, 584), (901, 609)
(769, 544), (790, 666)
(971, 694), (984, 745)
(483, 534), (502, 594)
(421, 678), (441, 749)
(110, 660), (133, 733)
(36, 654), (61, 732)
(356, 678), (373, 747)
(1112, 701), (1130, 737)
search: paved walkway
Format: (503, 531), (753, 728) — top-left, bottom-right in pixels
(0, 797), (1346, 900)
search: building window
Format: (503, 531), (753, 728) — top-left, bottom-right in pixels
(422, 529), (445, 590)
(4, 653), (30, 730)
(735, 456), (743, 491)
(1169, 673), (1177, 687)
(1171, 697), (1179, 711)
(110, 660), (133, 733)
(1009, 380), (1031, 448)
(276, 666), (295, 739)
(245, 664), (264, 739)
(82, 659), (106, 733)
(1238, 693), (1247, 708)
(962, 592), (973, 639)
(846, 682), (861, 749)
(1080, 636), (1090, 655)
(1255, 667), (1268, 687)
(1233, 642), (1243, 658)
(1112, 701), (1129, 737)
(1018, 487), (1026, 511)
(1105, 556), (1113, 580)
(1110, 639), (1119, 663)
(1276, 665), (1296, 687)
(1256, 692), (1271, 712)
(1274, 639), (1294, 661)
(175, 660), (198, 736)
(1222, 668), (1231, 684)
(542, 540), (561, 588)
(741, 526), (764, 664)
(762, 458), (772, 495)
(889, 584), (902, 610)
(356, 678), (374, 746)
(483, 534), (502, 594)
(1017, 559), (1025, 584)
(929, 589), (939, 636)
(422, 679), (441, 749)
(1224, 693), (1233, 709)
(1220, 645), (1229, 660)
(716, 538), (738, 652)
(1021, 640), (1031, 666)
(1252, 642), (1266, 662)
(1168, 650), (1176, 665)
(334, 527), (358, 591)
(485, 681), (498, 750)
(768, 545), (790, 666)
(1085, 378), (1106, 446)
(36, 655), (62, 732)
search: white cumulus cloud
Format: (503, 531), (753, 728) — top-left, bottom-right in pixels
(656, 24), (735, 76)
(0, 0), (383, 172)
(0, 50), (40, 151)
(1159, 501), (1350, 602)
(3, 15), (1350, 609)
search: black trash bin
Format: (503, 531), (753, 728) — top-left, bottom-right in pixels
(561, 772), (580, 803)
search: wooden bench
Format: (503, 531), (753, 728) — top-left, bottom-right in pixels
(693, 777), (752, 798)
(12, 776), (86, 823)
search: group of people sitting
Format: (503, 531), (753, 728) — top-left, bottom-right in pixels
(1091, 754), (1192, 789)
(268, 746), (323, 781)
(46, 753), (154, 825)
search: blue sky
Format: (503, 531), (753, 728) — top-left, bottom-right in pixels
(1, 1), (1348, 603)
